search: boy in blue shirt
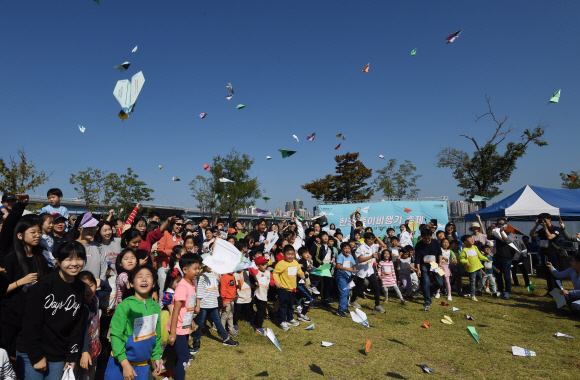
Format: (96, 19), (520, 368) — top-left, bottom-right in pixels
(335, 242), (356, 318)
(478, 244), (498, 294)
(39, 188), (72, 231)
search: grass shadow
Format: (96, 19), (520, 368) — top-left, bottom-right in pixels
(388, 338), (404, 345)
(255, 371), (269, 377)
(304, 341), (313, 346)
(358, 349), (367, 356)
(386, 372), (407, 379)
(309, 364), (324, 376)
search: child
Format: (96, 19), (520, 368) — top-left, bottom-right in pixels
(335, 242), (356, 318)
(378, 250), (406, 305)
(234, 267), (254, 330)
(478, 245), (498, 294)
(0, 193), (16, 219)
(39, 213), (54, 253)
(273, 245), (305, 331)
(39, 188), (72, 231)
(104, 266), (163, 380)
(459, 235), (489, 301)
(439, 238), (456, 301)
(296, 248), (315, 313)
(202, 229), (215, 254)
(190, 255), (238, 358)
(77, 271), (111, 380)
(183, 235), (196, 254)
(17, 241), (87, 380)
(397, 246), (416, 299)
(248, 257), (275, 334)
(158, 245), (185, 304)
(220, 270), (237, 336)
(115, 249), (138, 303)
(449, 239), (463, 296)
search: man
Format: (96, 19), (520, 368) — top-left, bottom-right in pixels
(249, 218), (268, 248)
(148, 211), (161, 224)
(511, 235), (530, 288)
(491, 217), (516, 299)
(415, 228), (443, 308)
(530, 213), (562, 295)
(0, 194), (17, 219)
(51, 214), (68, 254)
(349, 233), (386, 313)
(349, 208), (365, 228)
(194, 217), (209, 252)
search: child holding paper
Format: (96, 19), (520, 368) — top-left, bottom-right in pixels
(273, 245), (305, 331)
(378, 250), (406, 305)
(335, 243), (356, 318)
(459, 235), (489, 301)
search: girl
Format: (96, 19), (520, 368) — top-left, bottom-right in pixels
(17, 241), (87, 380)
(325, 223), (336, 236)
(439, 238), (456, 301)
(39, 213), (54, 253)
(158, 246), (184, 303)
(115, 249), (138, 304)
(397, 247), (415, 299)
(398, 224), (414, 247)
(202, 229), (215, 254)
(156, 217), (183, 268)
(182, 236), (196, 254)
(104, 266), (163, 380)
(445, 223), (462, 249)
(1, 215), (51, 358)
(77, 212), (107, 282)
(377, 250), (406, 305)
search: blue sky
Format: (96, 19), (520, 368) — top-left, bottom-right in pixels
(1, 1), (579, 211)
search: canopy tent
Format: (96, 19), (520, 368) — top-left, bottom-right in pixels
(465, 185), (580, 221)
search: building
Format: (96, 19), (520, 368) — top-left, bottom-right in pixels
(293, 199), (303, 211)
(285, 202), (293, 212)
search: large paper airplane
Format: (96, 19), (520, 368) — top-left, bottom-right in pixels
(113, 71), (145, 119)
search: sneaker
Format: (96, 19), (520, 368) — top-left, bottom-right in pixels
(297, 313), (312, 322)
(422, 303), (431, 308)
(434, 293), (440, 299)
(374, 305), (386, 313)
(191, 339), (200, 354)
(294, 305), (303, 313)
(492, 292), (500, 298)
(246, 321), (253, 328)
(447, 295), (452, 301)
(400, 299), (407, 305)
(485, 287), (491, 294)
(471, 296), (478, 302)
(233, 325), (239, 333)
(228, 328), (239, 337)
(310, 287), (320, 295)
(188, 353), (195, 362)
(254, 327), (265, 335)
(223, 337), (239, 347)
(336, 311), (348, 318)
(280, 322), (290, 331)
(211, 323), (217, 331)
(350, 301), (361, 308)
(288, 319), (300, 327)
(264, 313), (271, 320)
(503, 292), (510, 299)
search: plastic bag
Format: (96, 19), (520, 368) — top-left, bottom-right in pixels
(61, 364), (75, 380)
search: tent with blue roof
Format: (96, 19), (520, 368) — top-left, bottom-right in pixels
(465, 185), (580, 221)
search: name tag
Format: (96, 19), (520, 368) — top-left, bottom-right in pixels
(342, 261), (351, 268)
(133, 314), (158, 342)
(382, 265), (391, 274)
(287, 267), (298, 277)
(258, 275), (269, 288)
(423, 255), (435, 263)
(484, 262), (492, 269)
(392, 249), (399, 257)
(182, 294), (196, 328)
(466, 250), (477, 258)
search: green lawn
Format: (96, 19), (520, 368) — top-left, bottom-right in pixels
(163, 276), (579, 379)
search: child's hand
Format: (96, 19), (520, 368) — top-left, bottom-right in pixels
(121, 360), (137, 380)
(466, 262), (471, 268)
(153, 359), (164, 376)
(275, 282), (282, 288)
(560, 289), (570, 295)
(80, 352), (92, 370)
(168, 333), (176, 346)
(299, 273), (305, 279)
(546, 262), (553, 269)
(195, 305), (200, 314)
(33, 357), (47, 371)
(350, 268), (356, 273)
(494, 269), (500, 273)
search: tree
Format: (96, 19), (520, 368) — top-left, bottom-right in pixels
(560, 170), (580, 189)
(302, 152), (373, 202)
(373, 159), (421, 199)
(0, 149), (52, 194)
(107, 168), (154, 220)
(436, 96), (547, 208)
(188, 175), (217, 217)
(69, 168), (109, 212)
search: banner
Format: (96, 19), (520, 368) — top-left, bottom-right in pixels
(317, 201), (449, 235)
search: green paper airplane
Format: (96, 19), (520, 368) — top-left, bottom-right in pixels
(236, 104), (246, 109)
(411, 48), (417, 56)
(278, 149), (297, 158)
(467, 326), (479, 343)
(472, 195), (491, 202)
(311, 263), (332, 277)
(527, 281), (536, 292)
(549, 89), (561, 104)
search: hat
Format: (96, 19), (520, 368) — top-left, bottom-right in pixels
(183, 219), (193, 225)
(1, 194), (16, 202)
(52, 213), (67, 222)
(255, 256), (268, 265)
(227, 227), (236, 234)
(80, 212), (99, 228)
(469, 222), (481, 229)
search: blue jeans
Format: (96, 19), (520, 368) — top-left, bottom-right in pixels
(16, 352), (64, 380)
(173, 334), (190, 380)
(493, 256), (512, 293)
(468, 271), (483, 296)
(278, 288), (295, 322)
(419, 264), (443, 306)
(192, 307), (229, 341)
(336, 275), (350, 313)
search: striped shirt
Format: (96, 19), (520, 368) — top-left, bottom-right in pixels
(196, 272), (220, 309)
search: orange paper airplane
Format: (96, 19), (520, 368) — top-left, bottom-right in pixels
(335, 143), (341, 150)
(365, 340), (371, 355)
(361, 63), (369, 73)
(422, 321), (430, 329)
(404, 208), (412, 213)
(568, 174), (577, 180)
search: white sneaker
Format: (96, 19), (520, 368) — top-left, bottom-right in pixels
(297, 313), (312, 322)
(434, 293), (440, 299)
(447, 295), (452, 301)
(485, 287), (491, 294)
(280, 322), (290, 331)
(294, 305), (302, 313)
(310, 287), (320, 295)
(471, 296), (478, 302)
(288, 319), (300, 327)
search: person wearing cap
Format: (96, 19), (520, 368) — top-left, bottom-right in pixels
(51, 214), (68, 254)
(490, 217), (516, 299)
(470, 214), (490, 248)
(77, 212), (107, 282)
(248, 256), (275, 334)
(530, 213), (563, 295)
(1, 194), (17, 220)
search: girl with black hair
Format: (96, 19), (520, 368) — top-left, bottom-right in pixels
(114, 249), (138, 304)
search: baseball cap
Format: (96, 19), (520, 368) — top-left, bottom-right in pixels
(80, 212), (99, 228)
(255, 256), (268, 265)
(1, 194), (17, 202)
(52, 213), (67, 222)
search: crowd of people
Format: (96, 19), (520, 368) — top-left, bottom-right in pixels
(0, 190), (578, 380)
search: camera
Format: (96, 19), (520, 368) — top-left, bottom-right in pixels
(538, 218), (546, 225)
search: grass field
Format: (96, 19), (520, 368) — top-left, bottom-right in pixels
(159, 276), (579, 380)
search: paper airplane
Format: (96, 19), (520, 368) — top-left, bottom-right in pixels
(404, 207), (412, 213)
(321, 341), (335, 347)
(307, 132), (315, 142)
(451, 307), (460, 311)
(349, 280), (356, 289)
(379, 155), (385, 159)
(113, 62), (131, 73)
(204, 164), (210, 170)
(199, 113), (207, 119)
(214, 194), (219, 200)
(408, 221), (418, 232)
(335, 143), (341, 150)
(512, 346), (535, 357)
(113, 71), (145, 118)
(227, 83), (234, 94)
(527, 281), (536, 292)
(158, 165), (162, 169)
(256, 208), (268, 216)
(265, 328), (281, 351)
(467, 326), (479, 343)
(440, 302), (449, 307)
(172, 177), (180, 181)
(418, 365), (434, 374)
(421, 321), (430, 329)
(118, 111), (128, 121)
(202, 239), (244, 275)
(446, 30), (462, 44)
(361, 187), (372, 197)
(567, 174), (577, 180)
(219, 178), (234, 183)
(549, 288), (566, 308)
(132, 45), (138, 53)
(472, 195), (491, 202)
(293, 135), (299, 142)
(549, 89), (561, 104)
(359, 206), (369, 214)
(278, 149), (297, 158)
(365, 340), (371, 355)
(361, 63), (369, 73)
(78, 125), (85, 133)
(555, 332), (573, 339)
(411, 48), (417, 56)
(266, 156), (272, 160)
(311, 263), (332, 277)
(350, 308), (369, 328)
(342, 135), (347, 140)
(336, 133), (342, 138)
(236, 104), (245, 109)
(465, 314), (474, 320)
(305, 324), (315, 330)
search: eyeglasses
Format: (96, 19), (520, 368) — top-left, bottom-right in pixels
(174, 223), (183, 226)
(26, 232), (42, 237)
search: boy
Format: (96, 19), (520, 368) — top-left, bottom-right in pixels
(458, 235), (489, 301)
(273, 245), (305, 331)
(350, 233), (387, 313)
(220, 271), (237, 336)
(190, 256), (238, 356)
(335, 243), (356, 318)
(449, 239), (463, 296)
(234, 267), (254, 330)
(478, 245), (498, 294)
(311, 231), (334, 306)
(39, 188), (72, 231)
(248, 256), (275, 334)
(0, 194), (16, 219)
(298, 247), (314, 293)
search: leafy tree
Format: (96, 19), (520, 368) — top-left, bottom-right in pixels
(302, 152), (373, 202)
(560, 170), (580, 189)
(69, 168), (109, 212)
(0, 149), (52, 194)
(373, 159), (421, 199)
(188, 175), (217, 217)
(107, 168), (154, 220)
(437, 96), (547, 208)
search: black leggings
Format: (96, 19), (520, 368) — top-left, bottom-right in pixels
(233, 302), (254, 326)
(253, 298), (267, 329)
(350, 274), (381, 306)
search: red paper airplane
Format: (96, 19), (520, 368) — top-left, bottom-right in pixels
(568, 174), (577, 180)
(404, 208), (412, 213)
(335, 143), (341, 150)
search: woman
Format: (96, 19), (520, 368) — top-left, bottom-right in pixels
(398, 224), (414, 247)
(76, 212), (107, 282)
(156, 217), (183, 303)
(324, 223), (336, 236)
(445, 222), (462, 249)
(95, 221), (122, 273)
(547, 254), (580, 313)
(136, 217), (175, 254)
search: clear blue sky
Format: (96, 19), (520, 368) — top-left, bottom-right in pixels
(1, 1), (579, 211)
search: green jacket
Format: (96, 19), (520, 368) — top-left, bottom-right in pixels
(459, 246), (488, 273)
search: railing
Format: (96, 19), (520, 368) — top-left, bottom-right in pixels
(317, 196), (449, 205)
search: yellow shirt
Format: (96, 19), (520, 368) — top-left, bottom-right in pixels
(273, 260), (304, 291)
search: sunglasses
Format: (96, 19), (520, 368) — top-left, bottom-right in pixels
(174, 223), (183, 226)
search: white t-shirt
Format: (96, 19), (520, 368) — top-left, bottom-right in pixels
(354, 244), (378, 279)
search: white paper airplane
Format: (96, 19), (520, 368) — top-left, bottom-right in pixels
(305, 324), (315, 330)
(379, 155), (385, 159)
(132, 45), (138, 52)
(219, 177), (234, 183)
(555, 332), (574, 339)
(201, 239), (243, 275)
(265, 328), (281, 351)
(172, 177), (180, 181)
(512, 346), (536, 357)
(266, 156), (272, 160)
(321, 341), (334, 347)
(78, 125), (85, 133)
(350, 308), (369, 328)
(113, 71), (145, 117)
(359, 206), (370, 214)
(293, 135), (299, 142)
